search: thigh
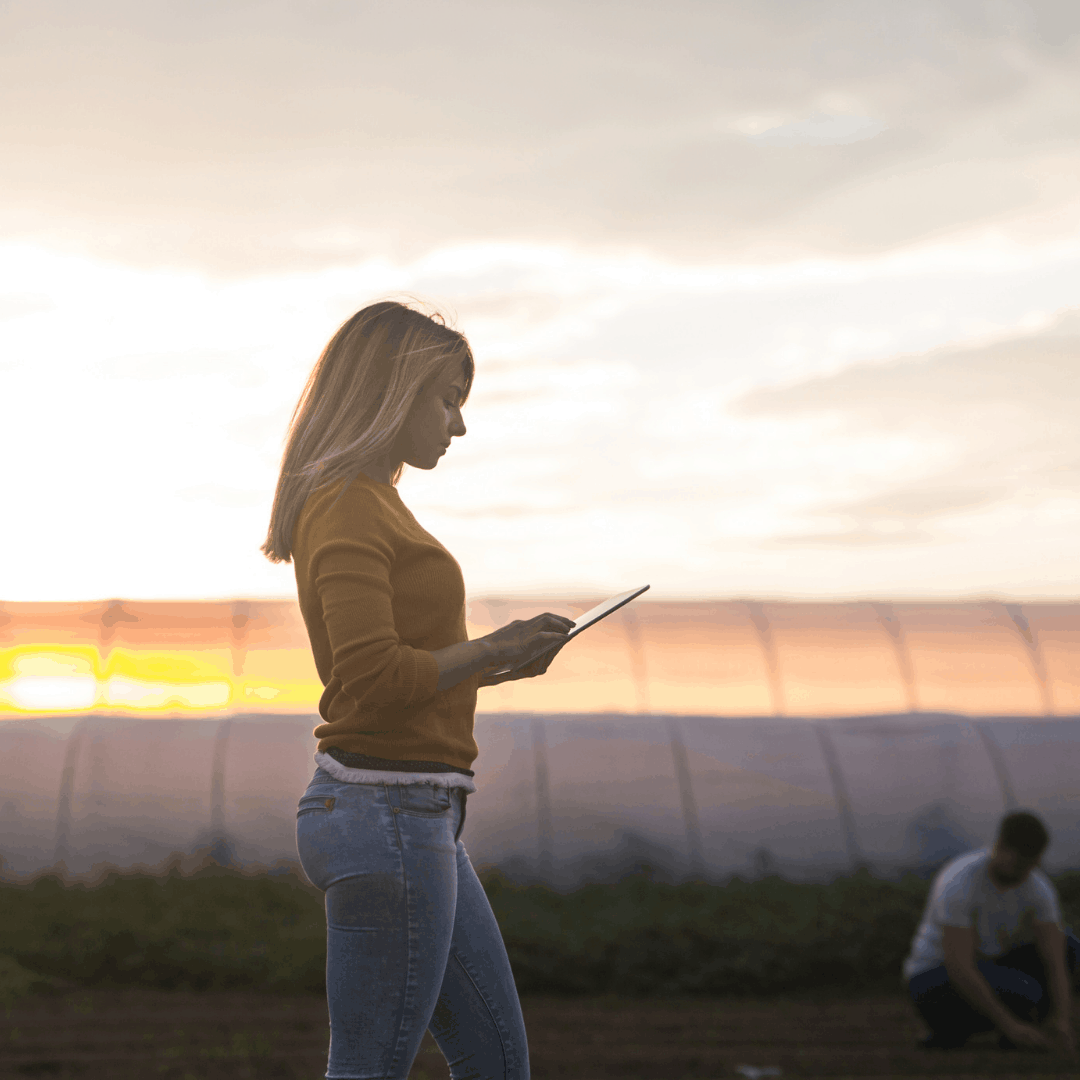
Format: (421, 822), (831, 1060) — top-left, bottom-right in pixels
(994, 942), (1046, 985)
(909, 965), (994, 1041)
(427, 840), (530, 1080)
(977, 957), (1044, 1007)
(999, 934), (1080, 982)
(297, 775), (463, 1080)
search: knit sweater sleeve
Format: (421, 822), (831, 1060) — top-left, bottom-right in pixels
(310, 492), (440, 710)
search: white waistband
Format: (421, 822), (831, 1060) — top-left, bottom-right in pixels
(314, 751), (477, 794)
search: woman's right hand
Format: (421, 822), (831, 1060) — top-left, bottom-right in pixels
(480, 613), (575, 670)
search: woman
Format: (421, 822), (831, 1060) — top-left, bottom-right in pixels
(262, 300), (571, 1080)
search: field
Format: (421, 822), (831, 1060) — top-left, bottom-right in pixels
(3, 987), (1079, 1079)
(2, 868), (1078, 1077)
(13, 865), (1076, 998)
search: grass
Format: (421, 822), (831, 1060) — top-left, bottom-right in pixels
(1, 863), (1077, 999)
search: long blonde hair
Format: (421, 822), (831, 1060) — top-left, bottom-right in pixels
(261, 300), (474, 563)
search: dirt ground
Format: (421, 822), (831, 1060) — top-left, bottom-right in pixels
(2, 988), (1078, 1079)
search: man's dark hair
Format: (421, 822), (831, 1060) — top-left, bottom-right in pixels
(997, 811), (1050, 859)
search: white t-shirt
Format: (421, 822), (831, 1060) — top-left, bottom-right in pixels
(903, 848), (1063, 980)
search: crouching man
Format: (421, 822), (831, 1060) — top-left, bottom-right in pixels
(904, 810), (1078, 1053)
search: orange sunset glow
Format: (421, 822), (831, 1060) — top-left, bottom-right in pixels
(3, 598), (1078, 720)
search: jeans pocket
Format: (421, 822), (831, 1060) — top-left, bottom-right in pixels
(297, 793), (337, 818)
(295, 793), (341, 891)
(397, 783), (452, 815)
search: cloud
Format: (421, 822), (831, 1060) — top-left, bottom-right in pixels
(177, 484), (266, 509)
(100, 350), (266, 385)
(732, 306), (1080, 544)
(748, 113), (887, 147)
(825, 483), (1011, 521)
(769, 483), (1010, 548)
(2, 1), (1080, 272)
(735, 306), (1080, 424)
(0, 294), (53, 321)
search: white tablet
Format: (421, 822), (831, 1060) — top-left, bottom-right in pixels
(490, 585), (650, 676)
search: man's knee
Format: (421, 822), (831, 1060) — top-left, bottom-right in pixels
(909, 967), (984, 1029)
(908, 964), (950, 1003)
(977, 959), (1043, 1013)
(1067, 933), (1080, 977)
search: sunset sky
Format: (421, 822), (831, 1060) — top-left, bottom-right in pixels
(3, 0), (1079, 603)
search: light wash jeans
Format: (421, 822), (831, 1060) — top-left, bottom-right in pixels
(296, 766), (530, 1080)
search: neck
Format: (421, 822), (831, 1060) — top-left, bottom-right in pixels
(359, 456), (399, 486)
(988, 855), (1031, 891)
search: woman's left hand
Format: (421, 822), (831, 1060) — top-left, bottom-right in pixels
(477, 641), (567, 687)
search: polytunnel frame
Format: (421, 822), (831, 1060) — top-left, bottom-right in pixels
(740, 600), (1036, 873)
(6, 595), (1065, 742)
(34, 589), (1061, 880)
(0, 592), (1070, 888)
(52, 712), (238, 869)
(811, 715), (1025, 876)
(522, 710), (1027, 884)
(529, 712), (707, 882)
(38, 708), (1048, 882)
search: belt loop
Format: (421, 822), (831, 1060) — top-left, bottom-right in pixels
(383, 781), (399, 812)
(453, 788), (468, 842)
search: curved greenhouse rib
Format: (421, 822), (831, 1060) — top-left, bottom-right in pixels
(208, 717), (233, 864)
(1003, 603), (1054, 716)
(54, 718), (87, 868)
(622, 606), (651, 714)
(665, 717), (704, 878)
(972, 722), (1018, 811)
(812, 722), (864, 872)
(745, 601), (784, 716)
(530, 716), (554, 880)
(872, 602), (918, 713)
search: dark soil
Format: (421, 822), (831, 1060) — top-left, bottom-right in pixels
(1, 989), (1077, 1079)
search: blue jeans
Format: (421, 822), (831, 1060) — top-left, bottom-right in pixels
(909, 934), (1080, 1047)
(296, 767), (530, 1080)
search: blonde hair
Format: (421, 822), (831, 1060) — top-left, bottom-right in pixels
(261, 299), (474, 563)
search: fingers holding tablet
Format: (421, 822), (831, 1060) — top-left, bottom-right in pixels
(484, 586), (649, 679)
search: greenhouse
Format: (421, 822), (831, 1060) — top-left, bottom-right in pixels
(1, 597), (1078, 887)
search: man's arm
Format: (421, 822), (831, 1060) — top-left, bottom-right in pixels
(1034, 919), (1075, 1053)
(942, 926), (1049, 1049)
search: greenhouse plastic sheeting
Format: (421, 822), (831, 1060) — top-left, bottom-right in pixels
(1, 711), (1078, 887)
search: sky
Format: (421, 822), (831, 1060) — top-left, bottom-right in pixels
(2, 0), (1079, 603)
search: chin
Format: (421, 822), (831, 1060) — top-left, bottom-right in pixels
(408, 458), (440, 471)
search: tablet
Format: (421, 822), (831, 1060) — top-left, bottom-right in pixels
(490, 585), (650, 676)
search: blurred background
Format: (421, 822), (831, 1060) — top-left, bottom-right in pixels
(2, 0), (1080, 889)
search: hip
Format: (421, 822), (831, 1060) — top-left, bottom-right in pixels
(295, 767), (469, 890)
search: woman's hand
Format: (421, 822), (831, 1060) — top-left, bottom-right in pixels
(475, 613), (574, 687)
(477, 642), (567, 686)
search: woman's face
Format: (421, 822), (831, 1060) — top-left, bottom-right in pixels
(393, 360), (468, 470)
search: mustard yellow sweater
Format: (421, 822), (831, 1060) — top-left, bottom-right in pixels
(291, 472), (478, 770)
